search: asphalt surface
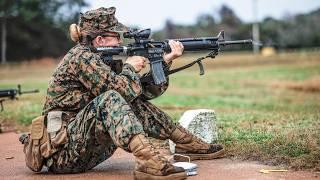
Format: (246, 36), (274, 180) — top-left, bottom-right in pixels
(0, 132), (318, 180)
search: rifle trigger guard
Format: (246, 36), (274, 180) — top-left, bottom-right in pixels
(197, 61), (205, 75)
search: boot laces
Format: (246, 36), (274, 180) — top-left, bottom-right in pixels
(146, 139), (168, 162)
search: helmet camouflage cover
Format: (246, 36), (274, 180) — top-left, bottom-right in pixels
(79, 7), (129, 35)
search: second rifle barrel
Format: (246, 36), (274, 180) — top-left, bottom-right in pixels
(21, 89), (39, 94)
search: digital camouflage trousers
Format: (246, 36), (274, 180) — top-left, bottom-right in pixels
(46, 90), (177, 173)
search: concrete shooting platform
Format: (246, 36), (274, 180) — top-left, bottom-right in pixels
(0, 132), (318, 180)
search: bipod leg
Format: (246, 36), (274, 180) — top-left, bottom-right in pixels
(0, 100), (4, 112)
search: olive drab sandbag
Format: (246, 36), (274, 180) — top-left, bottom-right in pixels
(19, 112), (68, 172)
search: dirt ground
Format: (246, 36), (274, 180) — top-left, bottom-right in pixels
(0, 132), (318, 180)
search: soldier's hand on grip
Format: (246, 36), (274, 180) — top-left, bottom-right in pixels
(126, 56), (147, 73)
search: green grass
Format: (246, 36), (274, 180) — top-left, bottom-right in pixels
(0, 52), (319, 170)
(154, 52), (320, 170)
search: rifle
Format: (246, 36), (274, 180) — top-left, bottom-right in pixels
(0, 84), (39, 111)
(95, 29), (253, 85)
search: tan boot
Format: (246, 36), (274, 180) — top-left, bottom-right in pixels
(170, 126), (225, 161)
(129, 134), (187, 180)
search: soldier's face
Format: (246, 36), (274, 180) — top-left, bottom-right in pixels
(93, 32), (122, 47)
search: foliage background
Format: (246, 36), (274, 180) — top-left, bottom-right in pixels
(1, 1), (320, 62)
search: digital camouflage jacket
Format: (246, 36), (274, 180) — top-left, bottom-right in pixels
(43, 44), (170, 115)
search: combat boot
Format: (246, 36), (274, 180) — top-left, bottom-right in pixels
(170, 125), (225, 161)
(129, 134), (187, 180)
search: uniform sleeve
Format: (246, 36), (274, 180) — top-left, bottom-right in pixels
(140, 61), (172, 100)
(71, 51), (142, 102)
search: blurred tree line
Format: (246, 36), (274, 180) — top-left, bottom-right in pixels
(153, 5), (320, 50)
(1, 2), (320, 63)
(0, 0), (87, 63)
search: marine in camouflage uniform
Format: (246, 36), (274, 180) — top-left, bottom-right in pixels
(42, 7), (224, 178)
(42, 7), (177, 173)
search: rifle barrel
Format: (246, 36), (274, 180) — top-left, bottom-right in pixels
(21, 89), (39, 94)
(171, 38), (252, 51)
(218, 39), (253, 46)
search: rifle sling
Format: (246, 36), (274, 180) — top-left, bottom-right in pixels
(140, 56), (207, 83)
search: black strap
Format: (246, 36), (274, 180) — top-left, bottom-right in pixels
(165, 57), (206, 76)
(140, 52), (217, 83)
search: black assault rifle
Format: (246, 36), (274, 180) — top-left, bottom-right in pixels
(95, 29), (253, 85)
(0, 85), (39, 111)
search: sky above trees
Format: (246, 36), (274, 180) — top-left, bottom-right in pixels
(88, 0), (320, 30)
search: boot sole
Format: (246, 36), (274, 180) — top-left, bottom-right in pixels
(134, 171), (187, 180)
(174, 148), (225, 161)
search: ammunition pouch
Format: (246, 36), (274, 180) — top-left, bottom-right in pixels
(19, 111), (69, 172)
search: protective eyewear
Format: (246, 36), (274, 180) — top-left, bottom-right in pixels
(101, 33), (121, 40)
